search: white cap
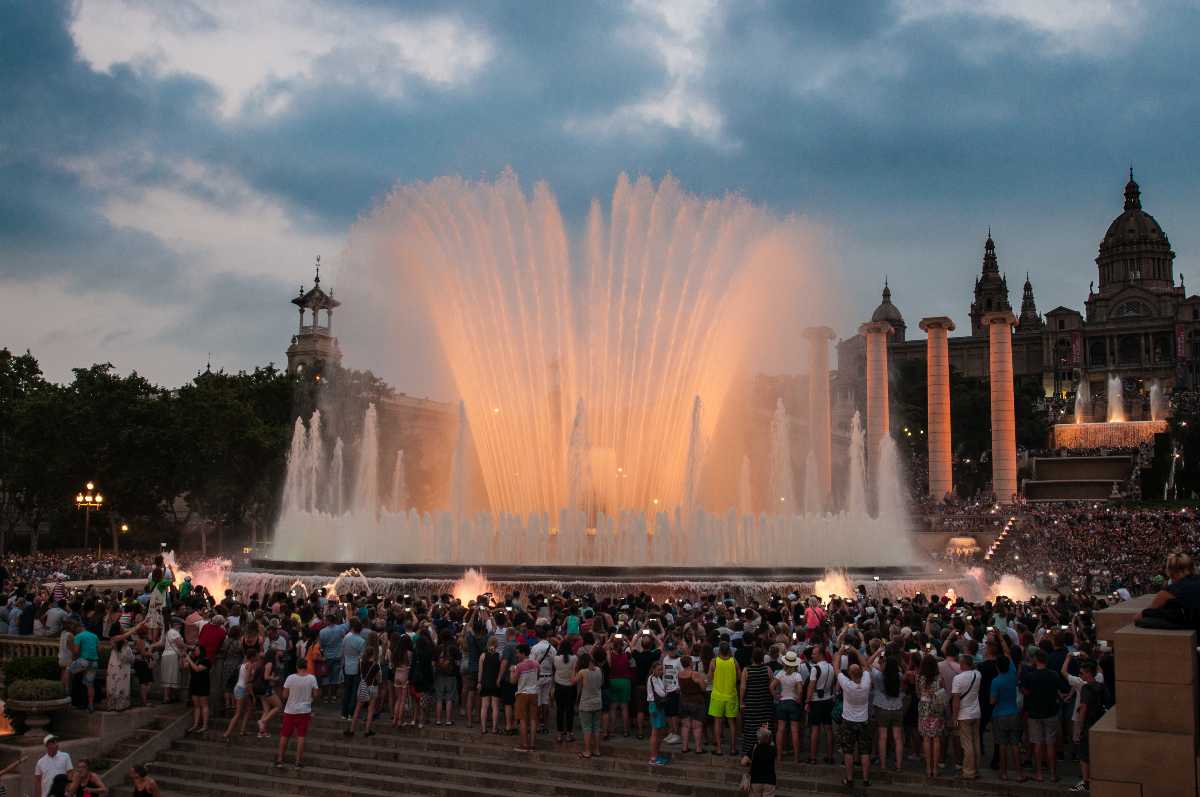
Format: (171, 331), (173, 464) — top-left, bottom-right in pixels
(44, 734), (58, 745)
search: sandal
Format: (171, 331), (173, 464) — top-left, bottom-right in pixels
(577, 752), (591, 759)
(842, 779), (854, 787)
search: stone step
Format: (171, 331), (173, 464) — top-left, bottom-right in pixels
(162, 734), (1065, 797)
(161, 743), (783, 797)
(236, 714), (1067, 797)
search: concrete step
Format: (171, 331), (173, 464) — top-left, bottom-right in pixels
(160, 732), (1066, 797)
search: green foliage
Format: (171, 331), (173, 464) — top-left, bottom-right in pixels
(3, 656), (59, 684)
(6, 679), (67, 702)
(0, 348), (312, 552)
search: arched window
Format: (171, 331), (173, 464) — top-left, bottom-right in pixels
(1114, 300), (1149, 318)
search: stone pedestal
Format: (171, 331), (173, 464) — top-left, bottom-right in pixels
(1090, 602), (1200, 796)
(919, 317), (955, 502)
(858, 321), (893, 462)
(802, 326), (835, 507)
(984, 310), (1018, 503)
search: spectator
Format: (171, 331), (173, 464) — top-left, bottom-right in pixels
(277, 656), (319, 769)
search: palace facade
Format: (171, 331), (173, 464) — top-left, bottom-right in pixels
(836, 172), (1200, 416)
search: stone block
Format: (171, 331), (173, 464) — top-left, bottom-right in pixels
(1091, 708), (1197, 797)
(1091, 781), (1141, 797)
(1095, 595), (1153, 646)
(1114, 625), (1197, 685)
(1115, 679), (1197, 736)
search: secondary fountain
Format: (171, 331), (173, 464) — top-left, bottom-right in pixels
(1053, 373), (1169, 449)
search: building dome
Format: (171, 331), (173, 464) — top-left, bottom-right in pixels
(870, 280), (906, 340)
(1100, 175), (1170, 251)
(1095, 170), (1175, 294)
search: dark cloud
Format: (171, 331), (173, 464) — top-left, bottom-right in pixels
(1, 0), (1199, 384)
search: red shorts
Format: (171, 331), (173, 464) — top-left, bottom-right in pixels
(280, 712), (311, 738)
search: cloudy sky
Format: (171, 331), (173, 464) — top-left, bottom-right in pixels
(2, 0), (1198, 390)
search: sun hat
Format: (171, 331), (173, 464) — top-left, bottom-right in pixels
(781, 651), (800, 667)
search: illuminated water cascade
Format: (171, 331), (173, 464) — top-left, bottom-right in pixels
(271, 174), (914, 568)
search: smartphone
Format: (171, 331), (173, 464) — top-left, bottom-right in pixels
(614, 633), (624, 640)
(642, 629), (651, 636)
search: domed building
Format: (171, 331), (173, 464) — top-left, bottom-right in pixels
(836, 171), (1200, 419)
(870, 280), (906, 341)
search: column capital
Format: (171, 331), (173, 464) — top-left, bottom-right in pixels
(802, 325), (836, 341)
(982, 310), (1017, 328)
(918, 316), (956, 333)
(858, 321), (894, 337)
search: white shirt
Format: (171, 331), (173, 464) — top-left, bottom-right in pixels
(661, 655), (682, 693)
(283, 672), (319, 715)
(530, 640), (556, 678)
(836, 671), (871, 723)
(952, 669), (983, 720)
(36, 751), (73, 797)
(810, 661), (835, 701)
(775, 669), (806, 702)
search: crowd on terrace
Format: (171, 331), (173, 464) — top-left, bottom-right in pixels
(0, 536), (1197, 795)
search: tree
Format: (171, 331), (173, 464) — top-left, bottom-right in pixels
(0, 349), (48, 552)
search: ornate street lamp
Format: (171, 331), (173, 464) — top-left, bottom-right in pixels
(74, 481), (103, 550)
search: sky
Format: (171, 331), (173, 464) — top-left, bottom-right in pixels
(1, 0), (1198, 391)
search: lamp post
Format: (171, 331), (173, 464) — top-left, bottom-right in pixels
(74, 481), (103, 551)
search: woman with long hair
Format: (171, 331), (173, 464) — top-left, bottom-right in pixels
(917, 653), (946, 777)
(219, 625), (244, 716)
(222, 648), (258, 741)
(574, 651), (604, 759)
(391, 633), (414, 729)
(255, 649), (283, 738)
(411, 632), (435, 730)
(183, 646), (211, 734)
(552, 638), (578, 743)
(478, 635), (502, 734)
(348, 646), (381, 737)
(872, 653), (905, 771)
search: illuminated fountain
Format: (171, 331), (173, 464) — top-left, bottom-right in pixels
(1053, 373), (1169, 449)
(265, 174), (918, 578)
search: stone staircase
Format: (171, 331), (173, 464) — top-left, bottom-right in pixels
(112, 705), (1074, 797)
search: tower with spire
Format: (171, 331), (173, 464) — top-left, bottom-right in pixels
(869, 277), (906, 342)
(969, 230), (1012, 336)
(286, 255), (343, 377)
(1017, 272), (1043, 332)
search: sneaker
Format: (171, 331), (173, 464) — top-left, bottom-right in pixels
(1070, 782), (1089, 793)
(653, 755), (670, 766)
(273, 761), (284, 770)
(664, 733), (681, 745)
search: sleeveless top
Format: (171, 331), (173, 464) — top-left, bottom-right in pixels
(679, 671), (705, 703)
(712, 656), (737, 698)
(578, 667), (603, 711)
(481, 651), (501, 685)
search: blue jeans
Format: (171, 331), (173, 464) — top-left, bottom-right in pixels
(341, 672), (360, 718)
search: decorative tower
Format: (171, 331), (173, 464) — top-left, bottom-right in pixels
(969, 231), (1012, 336)
(286, 256), (342, 376)
(1017, 273), (1043, 332)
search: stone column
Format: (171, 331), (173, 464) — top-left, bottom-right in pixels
(919, 317), (956, 502)
(858, 321), (893, 460)
(803, 326), (836, 505)
(985, 311), (1019, 504)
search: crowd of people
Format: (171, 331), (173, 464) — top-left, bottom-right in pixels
(0, 505), (1195, 796)
(983, 504), (1199, 592)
